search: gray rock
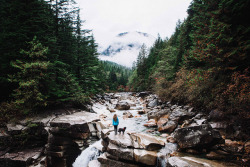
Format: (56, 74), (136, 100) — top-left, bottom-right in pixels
(173, 124), (224, 149)
(129, 133), (165, 151)
(158, 120), (178, 133)
(115, 101), (130, 110)
(107, 132), (134, 148)
(107, 142), (134, 161)
(167, 157), (210, 167)
(148, 99), (158, 108)
(134, 149), (158, 166)
(98, 153), (139, 167)
(169, 108), (195, 124)
(137, 92), (149, 98)
(147, 109), (170, 120)
(0, 148), (43, 167)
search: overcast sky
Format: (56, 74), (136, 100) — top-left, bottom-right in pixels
(75, 0), (192, 49)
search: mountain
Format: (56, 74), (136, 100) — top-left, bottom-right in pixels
(98, 31), (156, 67)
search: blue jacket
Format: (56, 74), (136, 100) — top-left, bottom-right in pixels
(113, 118), (119, 126)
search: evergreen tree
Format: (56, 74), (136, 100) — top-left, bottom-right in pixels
(9, 37), (49, 113)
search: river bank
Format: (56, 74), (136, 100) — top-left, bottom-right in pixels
(0, 92), (249, 166)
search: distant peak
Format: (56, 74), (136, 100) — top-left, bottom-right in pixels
(117, 31), (150, 37)
(136, 31), (149, 37)
(117, 32), (129, 37)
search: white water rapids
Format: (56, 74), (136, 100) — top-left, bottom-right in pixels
(73, 141), (101, 167)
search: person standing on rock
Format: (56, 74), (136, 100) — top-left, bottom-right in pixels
(113, 114), (119, 135)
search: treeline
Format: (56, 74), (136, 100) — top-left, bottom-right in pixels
(129, 0), (249, 115)
(101, 61), (132, 91)
(0, 0), (105, 120)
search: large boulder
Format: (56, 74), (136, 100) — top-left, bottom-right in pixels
(133, 149), (158, 166)
(115, 101), (130, 110)
(147, 109), (170, 120)
(143, 119), (157, 127)
(147, 99), (158, 108)
(98, 153), (139, 167)
(167, 157), (210, 167)
(169, 108), (195, 124)
(107, 142), (134, 161)
(173, 124), (224, 149)
(137, 92), (149, 98)
(106, 132), (134, 148)
(0, 148), (43, 167)
(158, 120), (178, 133)
(129, 133), (165, 151)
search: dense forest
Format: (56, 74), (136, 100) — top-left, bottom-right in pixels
(129, 0), (249, 117)
(0, 0), (249, 125)
(0, 0), (107, 122)
(100, 61), (132, 91)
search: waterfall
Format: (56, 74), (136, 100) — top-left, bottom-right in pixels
(73, 141), (101, 167)
(157, 143), (178, 167)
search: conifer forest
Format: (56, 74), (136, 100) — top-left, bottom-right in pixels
(0, 0), (249, 125)
(0, 0), (250, 166)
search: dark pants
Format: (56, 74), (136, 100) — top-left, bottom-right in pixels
(114, 125), (118, 135)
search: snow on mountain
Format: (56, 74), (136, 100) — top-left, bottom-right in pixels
(98, 31), (156, 67)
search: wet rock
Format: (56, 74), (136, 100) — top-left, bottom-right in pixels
(147, 109), (170, 120)
(106, 132), (134, 148)
(47, 112), (101, 167)
(222, 139), (244, 154)
(137, 92), (149, 98)
(185, 148), (200, 154)
(167, 157), (210, 167)
(206, 151), (227, 160)
(137, 110), (145, 115)
(244, 141), (250, 154)
(143, 119), (157, 127)
(6, 124), (26, 135)
(98, 153), (139, 167)
(158, 120), (178, 133)
(107, 142), (134, 161)
(167, 136), (176, 143)
(0, 148), (43, 167)
(50, 112), (100, 133)
(169, 108), (195, 124)
(147, 99), (158, 108)
(195, 119), (207, 125)
(134, 149), (157, 166)
(101, 129), (112, 141)
(129, 133), (165, 151)
(173, 124), (224, 149)
(209, 121), (228, 129)
(46, 135), (81, 167)
(49, 127), (89, 140)
(157, 115), (169, 127)
(115, 101), (130, 110)
(123, 111), (133, 118)
(146, 129), (155, 133)
(160, 133), (169, 138)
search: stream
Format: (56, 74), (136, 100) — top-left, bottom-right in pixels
(73, 92), (178, 167)
(72, 92), (241, 167)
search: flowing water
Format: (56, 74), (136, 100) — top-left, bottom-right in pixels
(73, 141), (101, 167)
(157, 143), (178, 167)
(73, 92), (153, 167)
(72, 92), (239, 167)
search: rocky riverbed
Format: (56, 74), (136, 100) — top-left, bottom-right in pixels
(0, 92), (249, 167)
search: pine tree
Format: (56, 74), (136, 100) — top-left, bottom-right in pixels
(9, 37), (50, 113)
